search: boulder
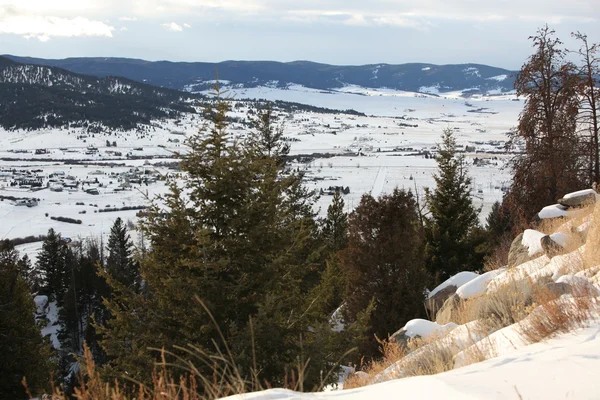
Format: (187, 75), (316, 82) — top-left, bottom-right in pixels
(558, 189), (598, 208)
(544, 281), (572, 296)
(508, 232), (537, 267)
(540, 235), (565, 258)
(425, 284), (458, 316)
(435, 294), (462, 325)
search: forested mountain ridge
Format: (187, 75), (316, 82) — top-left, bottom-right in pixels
(3, 55), (517, 94)
(0, 56), (199, 131)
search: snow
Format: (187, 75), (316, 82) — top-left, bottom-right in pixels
(400, 319), (458, 339)
(456, 269), (504, 299)
(223, 322), (600, 400)
(563, 189), (598, 199)
(538, 204), (568, 219)
(330, 305), (345, 332)
(486, 74), (508, 82)
(427, 271), (479, 299)
(521, 229), (546, 256)
(549, 232), (569, 248)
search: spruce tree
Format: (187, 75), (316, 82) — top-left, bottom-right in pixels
(424, 129), (482, 283)
(340, 189), (429, 358)
(37, 228), (68, 301)
(100, 92), (329, 389)
(322, 190), (348, 254)
(106, 218), (138, 289)
(0, 240), (53, 399)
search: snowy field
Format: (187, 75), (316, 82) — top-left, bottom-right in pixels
(0, 86), (522, 262)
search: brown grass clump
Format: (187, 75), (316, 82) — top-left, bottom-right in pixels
(343, 338), (407, 389)
(520, 278), (598, 343)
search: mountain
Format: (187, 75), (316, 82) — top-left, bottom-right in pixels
(3, 55), (516, 94)
(0, 56), (199, 131)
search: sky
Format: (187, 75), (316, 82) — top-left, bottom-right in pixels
(0, 0), (599, 70)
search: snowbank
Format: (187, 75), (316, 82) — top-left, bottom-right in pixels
(427, 271), (479, 299)
(456, 270), (504, 299)
(521, 229), (546, 256)
(400, 319), (458, 339)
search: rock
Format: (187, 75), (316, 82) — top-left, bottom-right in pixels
(508, 232), (537, 268)
(544, 281), (572, 296)
(558, 190), (597, 208)
(537, 204), (568, 220)
(555, 275), (600, 297)
(540, 235), (565, 258)
(390, 328), (412, 348)
(434, 294), (462, 325)
(425, 285), (458, 316)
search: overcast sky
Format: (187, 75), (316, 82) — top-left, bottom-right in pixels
(0, 0), (599, 70)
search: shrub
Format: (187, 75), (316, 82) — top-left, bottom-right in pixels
(50, 216), (82, 224)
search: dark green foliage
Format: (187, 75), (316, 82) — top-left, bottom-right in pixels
(100, 91), (339, 390)
(0, 240), (53, 399)
(321, 191), (348, 254)
(486, 201), (513, 239)
(340, 189), (429, 358)
(106, 218), (139, 289)
(37, 229), (69, 301)
(424, 129), (482, 283)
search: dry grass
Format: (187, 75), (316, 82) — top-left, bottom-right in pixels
(483, 234), (513, 272)
(520, 278), (599, 343)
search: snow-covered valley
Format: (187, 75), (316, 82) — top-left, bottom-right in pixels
(0, 85), (521, 262)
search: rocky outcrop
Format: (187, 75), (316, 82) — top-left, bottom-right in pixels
(425, 285), (458, 316)
(508, 233), (537, 268)
(540, 234), (566, 258)
(558, 190), (597, 208)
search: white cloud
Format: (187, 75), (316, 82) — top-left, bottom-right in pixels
(120, 26), (128, 31)
(162, 22), (183, 32)
(161, 22), (192, 31)
(0, 15), (114, 41)
(119, 16), (137, 21)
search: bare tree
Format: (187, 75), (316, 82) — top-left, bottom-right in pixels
(507, 26), (584, 225)
(571, 31), (600, 184)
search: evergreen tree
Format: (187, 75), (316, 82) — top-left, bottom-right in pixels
(340, 189), (429, 358)
(100, 92), (331, 389)
(17, 254), (41, 293)
(37, 228), (68, 301)
(321, 190), (348, 254)
(106, 218), (138, 289)
(0, 240), (53, 399)
(424, 129), (482, 283)
(486, 201), (512, 239)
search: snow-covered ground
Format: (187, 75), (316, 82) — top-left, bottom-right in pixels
(223, 322), (600, 399)
(0, 85), (521, 263)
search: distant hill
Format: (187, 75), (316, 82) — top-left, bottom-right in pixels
(3, 55), (516, 94)
(0, 56), (199, 131)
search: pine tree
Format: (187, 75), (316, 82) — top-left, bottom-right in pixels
(0, 240), (53, 399)
(37, 228), (68, 301)
(106, 218), (138, 289)
(17, 254), (41, 293)
(424, 129), (482, 283)
(340, 189), (429, 357)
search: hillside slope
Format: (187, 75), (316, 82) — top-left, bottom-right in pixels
(0, 56), (199, 130)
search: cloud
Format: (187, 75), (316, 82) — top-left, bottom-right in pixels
(119, 16), (137, 21)
(0, 15), (114, 41)
(120, 26), (128, 31)
(161, 22), (192, 32)
(162, 22), (183, 31)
